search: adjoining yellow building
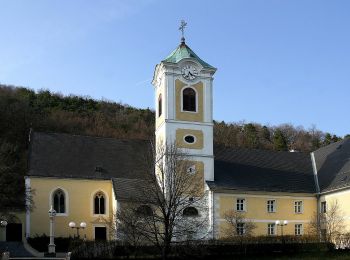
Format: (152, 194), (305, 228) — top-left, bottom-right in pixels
(1, 37), (349, 243)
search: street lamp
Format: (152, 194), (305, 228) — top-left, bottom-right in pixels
(68, 221), (86, 239)
(275, 220), (288, 236)
(48, 206), (57, 254)
(1, 220), (7, 241)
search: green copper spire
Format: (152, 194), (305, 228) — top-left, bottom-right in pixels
(162, 42), (215, 69)
(162, 20), (215, 69)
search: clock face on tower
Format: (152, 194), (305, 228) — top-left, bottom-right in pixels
(181, 65), (198, 80)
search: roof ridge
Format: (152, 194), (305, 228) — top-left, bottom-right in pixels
(33, 131), (151, 143)
(214, 144), (310, 155)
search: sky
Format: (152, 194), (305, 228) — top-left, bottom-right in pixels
(0, 0), (349, 137)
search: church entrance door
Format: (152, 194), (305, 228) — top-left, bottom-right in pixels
(94, 227), (106, 241)
(6, 223), (22, 241)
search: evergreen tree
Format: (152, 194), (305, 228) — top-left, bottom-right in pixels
(273, 129), (288, 151)
(243, 123), (259, 149)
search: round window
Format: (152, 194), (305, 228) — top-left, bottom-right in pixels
(184, 135), (195, 144)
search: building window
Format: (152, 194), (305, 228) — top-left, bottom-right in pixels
(267, 200), (276, 213)
(321, 201), (327, 213)
(158, 94), (162, 117)
(295, 224), (303, 235)
(183, 207), (199, 217)
(136, 205), (153, 216)
(236, 198), (245, 212)
(236, 223), (245, 235)
(94, 192), (105, 215)
(182, 88), (196, 112)
(53, 189), (65, 214)
(267, 223), (276, 235)
(184, 135), (195, 144)
(294, 201), (303, 214)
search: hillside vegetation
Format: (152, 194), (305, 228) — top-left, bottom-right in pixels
(0, 84), (347, 212)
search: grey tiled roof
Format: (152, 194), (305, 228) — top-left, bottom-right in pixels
(112, 178), (156, 202)
(28, 132), (151, 180)
(313, 138), (350, 192)
(28, 131), (349, 197)
(208, 146), (316, 193)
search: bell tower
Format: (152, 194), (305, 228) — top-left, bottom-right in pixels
(151, 22), (216, 183)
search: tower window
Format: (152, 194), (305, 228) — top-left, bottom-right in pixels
(94, 192), (105, 215)
(158, 94), (162, 117)
(183, 207), (199, 217)
(136, 205), (153, 216)
(184, 135), (195, 144)
(53, 189), (65, 214)
(182, 88), (196, 112)
(321, 201), (327, 213)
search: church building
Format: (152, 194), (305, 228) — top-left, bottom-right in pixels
(1, 34), (350, 243)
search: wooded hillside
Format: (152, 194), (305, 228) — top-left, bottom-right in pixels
(0, 84), (347, 211)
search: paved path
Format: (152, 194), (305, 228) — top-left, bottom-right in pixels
(0, 242), (33, 257)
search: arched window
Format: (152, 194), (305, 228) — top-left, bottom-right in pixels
(94, 192), (105, 214)
(183, 207), (199, 217)
(158, 94), (162, 117)
(136, 205), (153, 217)
(182, 88), (196, 112)
(53, 189), (65, 213)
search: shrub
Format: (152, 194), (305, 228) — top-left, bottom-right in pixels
(27, 234), (73, 252)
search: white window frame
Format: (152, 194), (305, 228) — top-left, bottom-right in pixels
(236, 223), (245, 235)
(91, 190), (109, 217)
(267, 199), (276, 213)
(321, 201), (327, 213)
(183, 134), (197, 144)
(295, 224), (303, 235)
(180, 86), (198, 113)
(267, 223), (276, 235)
(158, 93), (162, 117)
(93, 224), (108, 241)
(236, 198), (246, 212)
(49, 187), (69, 217)
(294, 200), (303, 214)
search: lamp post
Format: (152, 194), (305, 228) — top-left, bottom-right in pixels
(1, 220), (8, 242)
(68, 221), (86, 239)
(275, 220), (288, 237)
(48, 206), (56, 254)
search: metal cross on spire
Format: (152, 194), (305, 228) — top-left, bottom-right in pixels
(179, 20), (187, 43)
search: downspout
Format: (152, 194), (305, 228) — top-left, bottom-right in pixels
(25, 129), (34, 239)
(311, 152), (321, 240)
(211, 190), (215, 239)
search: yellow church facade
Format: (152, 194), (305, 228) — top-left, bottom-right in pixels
(1, 36), (349, 243)
(27, 177), (115, 240)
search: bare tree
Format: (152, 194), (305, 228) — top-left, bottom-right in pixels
(116, 142), (209, 259)
(223, 210), (256, 241)
(310, 200), (345, 244)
